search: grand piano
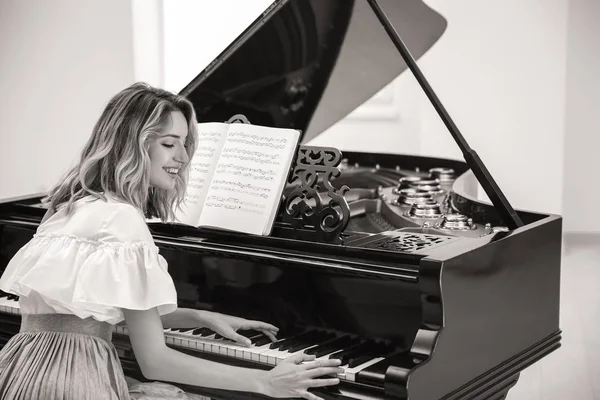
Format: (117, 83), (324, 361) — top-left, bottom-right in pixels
(0, 0), (562, 399)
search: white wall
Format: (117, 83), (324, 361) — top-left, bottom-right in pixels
(0, 0), (136, 201)
(161, 0), (273, 93)
(563, 0), (600, 233)
(417, 0), (569, 217)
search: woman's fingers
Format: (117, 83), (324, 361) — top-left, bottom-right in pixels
(307, 378), (341, 388)
(239, 320), (279, 342)
(241, 320), (279, 333)
(302, 358), (342, 370)
(260, 329), (278, 342)
(231, 332), (253, 346)
(304, 366), (344, 379)
(286, 352), (316, 365)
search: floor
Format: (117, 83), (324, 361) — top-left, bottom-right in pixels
(508, 234), (599, 400)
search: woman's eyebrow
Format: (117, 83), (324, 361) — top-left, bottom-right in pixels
(161, 134), (186, 139)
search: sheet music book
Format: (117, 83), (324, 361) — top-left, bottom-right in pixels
(174, 122), (300, 236)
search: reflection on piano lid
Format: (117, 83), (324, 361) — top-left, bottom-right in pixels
(0, 1), (562, 400)
(181, 0), (447, 142)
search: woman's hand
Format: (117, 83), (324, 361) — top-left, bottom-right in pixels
(259, 353), (342, 400)
(199, 311), (279, 346)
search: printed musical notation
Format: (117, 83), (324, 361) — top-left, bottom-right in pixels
(219, 147), (281, 165)
(204, 195), (266, 215)
(209, 179), (270, 199)
(176, 122), (299, 232)
(198, 130), (223, 144)
(187, 179), (205, 190)
(215, 163), (276, 181)
(227, 130), (288, 150)
(183, 193), (203, 205)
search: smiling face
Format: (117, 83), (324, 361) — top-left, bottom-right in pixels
(148, 111), (190, 191)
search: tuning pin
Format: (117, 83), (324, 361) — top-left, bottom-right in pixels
(437, 213), (475, 230)
(394, 176), (422, 193)
(429, 167), (456, 183)
(409, 178), (443, 195)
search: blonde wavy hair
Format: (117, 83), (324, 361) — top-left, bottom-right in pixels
(43, 82), (198, 221)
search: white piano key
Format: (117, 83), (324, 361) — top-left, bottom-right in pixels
(0, 295), (20, 315)
(338, 356), (385, 382)
(247, 342), (275, 362)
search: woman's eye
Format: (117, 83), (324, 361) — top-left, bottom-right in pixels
(162, 144), (174, 148)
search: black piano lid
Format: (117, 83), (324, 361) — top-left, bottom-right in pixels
(179, 0), (447, 143)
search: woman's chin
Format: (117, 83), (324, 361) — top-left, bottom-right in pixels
(150, 179), (176, 191)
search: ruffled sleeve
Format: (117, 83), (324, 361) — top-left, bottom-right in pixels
(0, 202), (177, 324)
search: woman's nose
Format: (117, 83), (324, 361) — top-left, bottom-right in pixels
(175, 145), (189, 164)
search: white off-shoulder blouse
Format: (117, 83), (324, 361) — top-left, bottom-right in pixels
(0, 195), (178, 325)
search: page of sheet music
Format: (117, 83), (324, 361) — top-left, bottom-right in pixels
(198, 124), (299, 235)
(174, 122), (230, 226)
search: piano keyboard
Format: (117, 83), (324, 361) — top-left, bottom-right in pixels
(0, 292), (388, 382)
(114, 325), (389, 382)
(0, 291), (20, 315)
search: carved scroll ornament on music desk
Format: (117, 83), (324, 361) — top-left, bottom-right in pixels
(282, 146), (350, 244)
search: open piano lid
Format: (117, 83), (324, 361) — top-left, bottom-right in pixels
(179, 0), (524, 230)
(179, 0), (446, 143)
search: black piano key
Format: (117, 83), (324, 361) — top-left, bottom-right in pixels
(278, 331), (320, 351)
(199, 328), (215, 337)
(348, 353), (377, 368)
(284, 331), (335, 353)
(171, 327), (195, 332)
(248, 334), (266, 344)
(269, 331), (313, 349)
(307, 336), (354, 357)
(328, 341), (371, 363)
(253, 336), (272, 346)
(314, 335), (362, 357)
(237, 329), (261, 338)
(304, 336), (344, 355)
(286, 341), (317, 353)
(347, 345), (395, 368)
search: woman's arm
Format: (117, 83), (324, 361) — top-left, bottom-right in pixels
(160, 308), (279, 344)
(159, 307), (202, 329)
(124, 307), (341, 400)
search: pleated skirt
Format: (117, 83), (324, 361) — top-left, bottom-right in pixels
(0, 313), (130, 400)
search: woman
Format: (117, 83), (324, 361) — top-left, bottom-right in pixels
(0, 82), (341, 400)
